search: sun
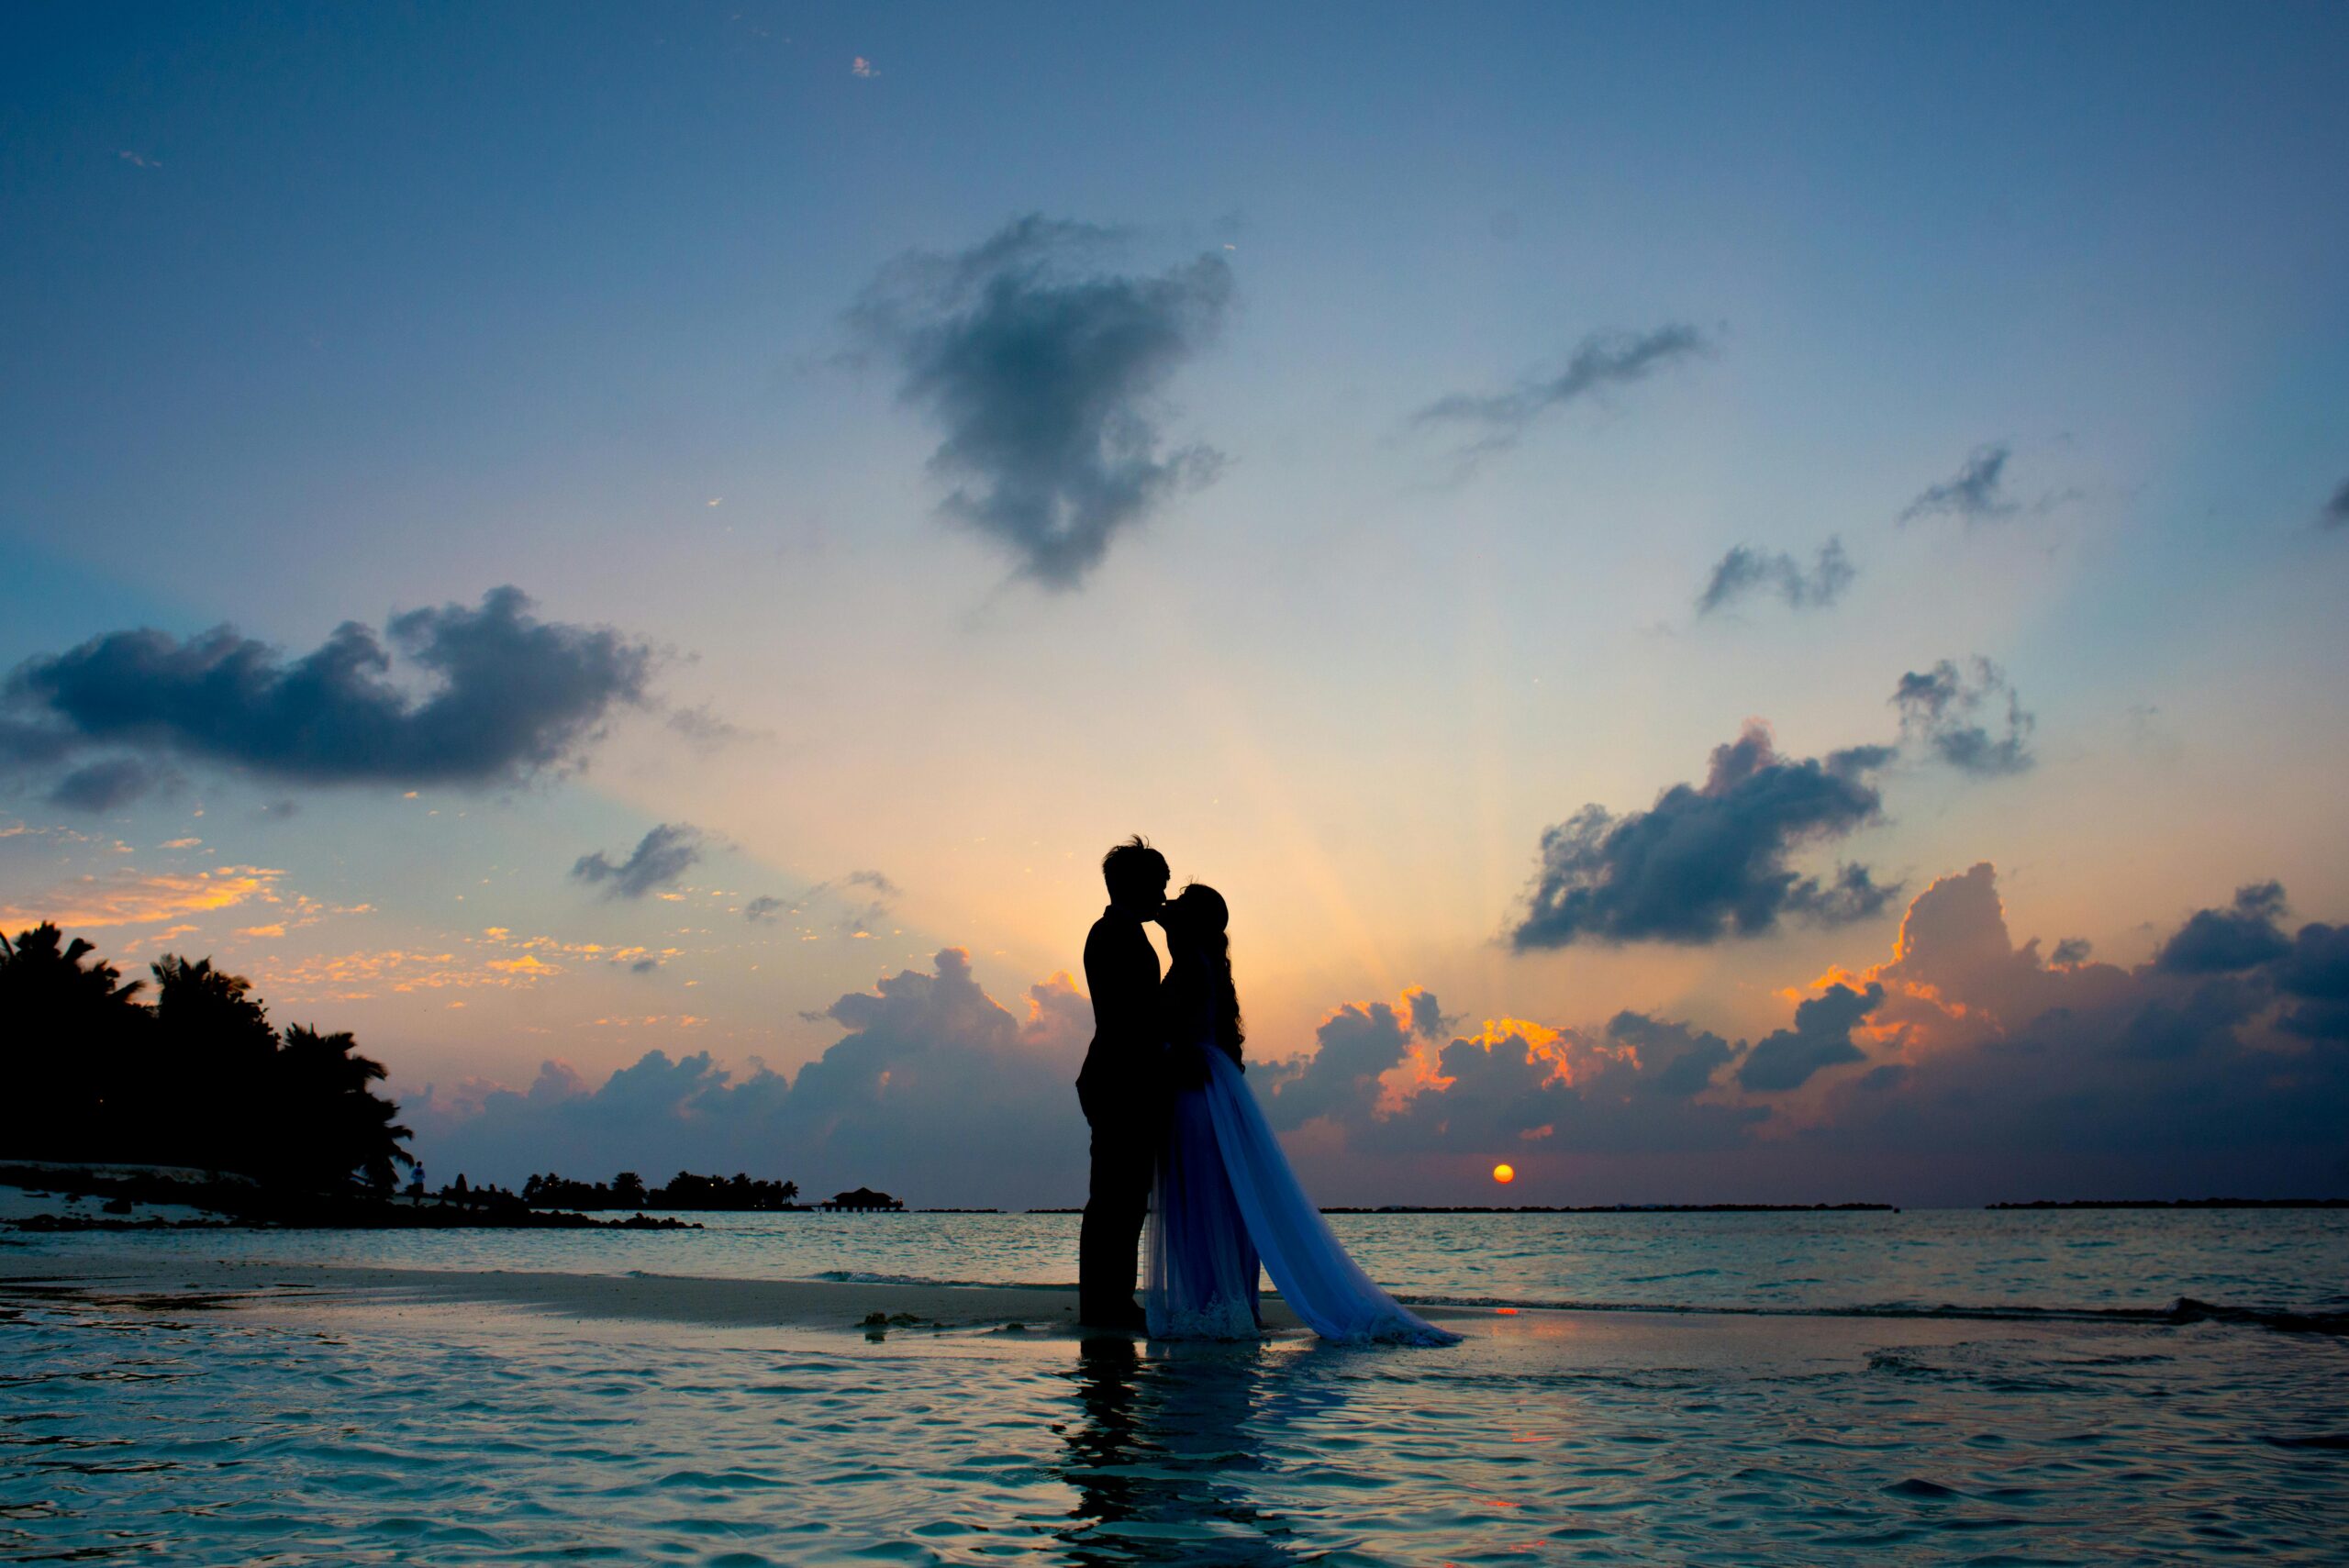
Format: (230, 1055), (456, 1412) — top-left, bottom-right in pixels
(1491, 1162), (1516, 1185)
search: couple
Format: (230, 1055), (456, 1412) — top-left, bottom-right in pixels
(1075, 837), (1457, 1346)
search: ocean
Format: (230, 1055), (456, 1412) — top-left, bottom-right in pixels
(5, 1208), (2344, 1563)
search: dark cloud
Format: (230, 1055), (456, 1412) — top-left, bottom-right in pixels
(47, 757), (177, 812)
(1603, 1011), (1735, 1098)
(852, 214), (1234, 588)
(1262, 998), (1765, 1160)
(742, 895), (786, 923)
(1899, 444), (2019, 525)
(1511, 722), (1896, 949)
(1411, 324), (1711, 455)
(2051, 936), (2093, 966)
(1892, 658), (2035, 776)
(1695, 538), (1854, 616)
(1776, 865), (2349, 1192)
(2154, 881), (2290, 974)
(2273, 922), (2349, 1042)
(1261, 994), (1442, 1131)
(1281, 864), (2349, 1199)
(573, 823), (704, 900)
(2321, 478), (2349, 529)
(1734, 982), (1881, 1091)
(841, 869), (901, 897)
(412, 868), (2349, 1206)
(411, 950), (1093, 1207)
(3, 587), (652, 790)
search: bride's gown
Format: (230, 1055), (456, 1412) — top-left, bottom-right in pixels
(1145, 1021), (1460, 1347)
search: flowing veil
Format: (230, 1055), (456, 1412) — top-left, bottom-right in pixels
(1150, 1045), (1460, 1347)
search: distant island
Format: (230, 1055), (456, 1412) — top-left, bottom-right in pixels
(1987, 1197), (2349, 1210)
(522, 1171), (803, 1210)
(1024, 1203), (1904, 1215)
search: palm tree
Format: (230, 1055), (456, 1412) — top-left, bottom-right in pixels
(274, 1024), (416, 1192)
(0, 923), (150, 1157)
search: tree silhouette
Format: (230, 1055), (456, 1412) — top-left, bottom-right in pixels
(1, 923), (413, 1193)
(0, 923), (148, 1158)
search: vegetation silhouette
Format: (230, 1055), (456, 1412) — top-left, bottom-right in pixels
(521, 1170), (804, 1210)
(1, 921), (411, 1193)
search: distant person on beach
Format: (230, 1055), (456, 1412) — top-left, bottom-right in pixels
(1074, 836), (1170, 1329)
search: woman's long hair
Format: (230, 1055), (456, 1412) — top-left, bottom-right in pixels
(1171, 883), (1244, 1067)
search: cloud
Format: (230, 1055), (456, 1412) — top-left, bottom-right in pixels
(1411, 325), (1710, 456)
(1510, 721), (1897, 949)
(47, 757), (179, 812)
(1899, 444), (2019, 525)
(742, 895), (786, 923)
(1275, 864), (2349, 1198)
(2154, 881), (2290, 974)
(1891, 658), (2036, 776)
(2273, 922), (2349, 1042)
(3, 586), (652, 791)
(0, 864), (283, 930)
(851, 215), (1235, 588)
(1696, 538), (1854, 616)
(573, 823), (704, 900)
(411, 950), (1096, 1207)
(1260, 991), (1446, 1131)
(1734, 982), (1881, 1091)
(851, 55), (878, 78)
(2051, 936), (2093, 966)
(2322, 478), (2349, 530)
(1261, 998), (1765, 1159)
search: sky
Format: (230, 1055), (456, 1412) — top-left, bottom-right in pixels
(4, 1), (2346, 1207)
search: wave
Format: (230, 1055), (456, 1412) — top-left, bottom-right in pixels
(796, 1273), (2346, 1337)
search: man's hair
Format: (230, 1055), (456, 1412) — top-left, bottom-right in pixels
(1101, 836), (1170, 901)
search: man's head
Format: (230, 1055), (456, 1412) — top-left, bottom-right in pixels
(1101, 835), (1171, 915)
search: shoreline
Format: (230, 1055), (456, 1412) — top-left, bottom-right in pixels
(9, 1248), (2338, 1345)
(0, 1251), (1319, 1337)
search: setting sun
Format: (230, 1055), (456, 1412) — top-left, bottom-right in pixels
(1491, 1163), (1516, 1185)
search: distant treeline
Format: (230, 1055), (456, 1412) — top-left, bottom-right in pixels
(1987, 1197), (2349, 1210)
(520, 1170), (802, 1210)
(0, 923), (411, 1194)
(1311, 1203), (1899, 1215)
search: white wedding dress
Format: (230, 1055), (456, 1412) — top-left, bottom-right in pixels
(1144, 1035), (1460, 1346)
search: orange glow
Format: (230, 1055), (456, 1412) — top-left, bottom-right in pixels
(1491, 1162), (1515, 1184)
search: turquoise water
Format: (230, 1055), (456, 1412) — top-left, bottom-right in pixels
(6, 1210), (2346, 1563)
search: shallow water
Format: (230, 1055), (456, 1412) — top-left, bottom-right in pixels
(13, 1206), (2349, 1316)
(5, 1211), (2347, 1564)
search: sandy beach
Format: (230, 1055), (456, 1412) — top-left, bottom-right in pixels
(0, 1248), (1333, 1336)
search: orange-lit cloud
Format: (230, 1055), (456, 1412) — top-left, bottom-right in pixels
(0, 864), (284, 929)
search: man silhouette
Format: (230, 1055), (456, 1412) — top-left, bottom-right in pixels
(1075, 836), (1170, 1330)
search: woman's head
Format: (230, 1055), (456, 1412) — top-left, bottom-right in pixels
(1163, 881), (1229, 944)
(1165, 882), (1242, 1062)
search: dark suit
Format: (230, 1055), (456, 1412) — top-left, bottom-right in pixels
(1076, 905), (1162, 1323)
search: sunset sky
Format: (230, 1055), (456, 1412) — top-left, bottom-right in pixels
(5, 3), (2346, 1206)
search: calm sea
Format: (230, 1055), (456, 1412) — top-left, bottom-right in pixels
(6, 1209), (2345, 1563)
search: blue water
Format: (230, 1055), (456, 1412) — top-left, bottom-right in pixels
(5, 1210), (2346, 1563)
(13, 1206), (2348, 1315)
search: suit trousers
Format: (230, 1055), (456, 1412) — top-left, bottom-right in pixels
(1076, 1079), (1155, 1321)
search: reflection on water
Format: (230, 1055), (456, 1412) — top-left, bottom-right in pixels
(1057, 1338), (1297, 1564)
(5, 1255), (2348, 1562)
